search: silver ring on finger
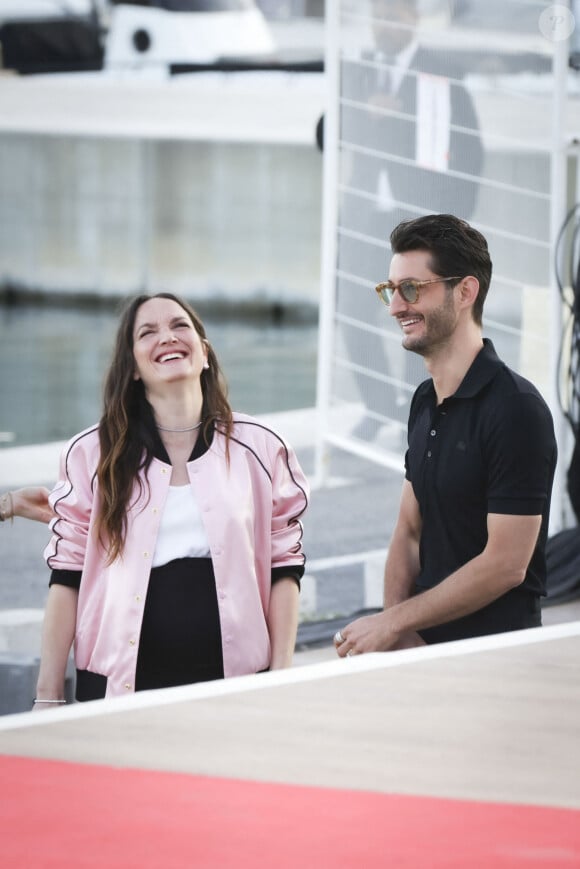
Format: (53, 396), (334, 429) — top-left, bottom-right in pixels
(334, 630), (344, 645)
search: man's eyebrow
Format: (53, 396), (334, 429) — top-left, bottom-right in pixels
(388, 277), (422, 282)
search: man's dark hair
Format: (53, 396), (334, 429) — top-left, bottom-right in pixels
(390, 214), (492, 325)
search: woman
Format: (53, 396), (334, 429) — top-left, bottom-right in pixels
(30, 292), (309, 707)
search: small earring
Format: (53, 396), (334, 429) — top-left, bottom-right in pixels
(203, 361), (209, 370)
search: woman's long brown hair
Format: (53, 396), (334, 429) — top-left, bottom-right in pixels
(95, 293), (233, 562)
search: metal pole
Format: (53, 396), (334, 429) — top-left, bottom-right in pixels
(138, 138), (153, 295)
(549, 17), (572, 534)
(313, 0), (340, 487)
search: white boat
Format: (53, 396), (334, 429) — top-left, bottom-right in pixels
(0, 1), (278, 75)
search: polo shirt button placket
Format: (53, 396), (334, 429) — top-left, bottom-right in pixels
(427, 428), (436, 459)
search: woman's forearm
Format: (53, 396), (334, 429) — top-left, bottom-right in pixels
(35, 585), (78, 705)
(267, 578), (300, 669)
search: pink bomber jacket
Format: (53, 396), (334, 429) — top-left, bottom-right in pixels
(44, 413), (309, 697)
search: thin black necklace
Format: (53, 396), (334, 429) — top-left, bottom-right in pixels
(157, 421), (203, 433)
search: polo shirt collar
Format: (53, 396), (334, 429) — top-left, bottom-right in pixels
(449, 338), (503, 400)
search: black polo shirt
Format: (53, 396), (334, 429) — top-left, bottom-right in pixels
(406, 339), (557, 597)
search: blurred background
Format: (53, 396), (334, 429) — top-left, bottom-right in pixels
(0, 0), (327, 446)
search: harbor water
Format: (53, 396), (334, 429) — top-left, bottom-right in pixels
(0, 302), (318, 448)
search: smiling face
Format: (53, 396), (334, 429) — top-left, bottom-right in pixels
(132, 296), (208, 393)
(387, 250), (459, 357)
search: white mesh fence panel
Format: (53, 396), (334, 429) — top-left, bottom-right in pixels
(316, 0), (574, 496)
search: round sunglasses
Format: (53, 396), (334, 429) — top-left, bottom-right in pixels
(375, 276), (463, 306)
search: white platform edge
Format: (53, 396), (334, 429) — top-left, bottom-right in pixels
(1, 620), (579, 732)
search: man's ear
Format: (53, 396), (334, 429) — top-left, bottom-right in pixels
(458, 276), (480, 309)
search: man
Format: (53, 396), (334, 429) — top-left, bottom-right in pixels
(339, 0), (483, 230)
(334, 213), (557, 655)
(331, 0), (484, 439)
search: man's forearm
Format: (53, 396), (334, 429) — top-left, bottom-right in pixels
(388, 512), (541, 636)
(387, 551), (525, 637)
(336, 536), (531, 657)
(383, 526), (421, 608)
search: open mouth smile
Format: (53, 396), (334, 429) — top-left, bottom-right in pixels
(156, 351), (186, 363)
(398, 316), (422, 329)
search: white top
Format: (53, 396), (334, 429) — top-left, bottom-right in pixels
(152, 484), (211, 568)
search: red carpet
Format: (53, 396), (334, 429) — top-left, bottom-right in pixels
(1, 754), (579, 868)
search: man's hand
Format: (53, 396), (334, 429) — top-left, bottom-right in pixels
(333, 610), (424, 658)
(333, 611), (427, 658)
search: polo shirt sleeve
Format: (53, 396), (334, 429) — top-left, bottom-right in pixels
(486, 391), (556, 515)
